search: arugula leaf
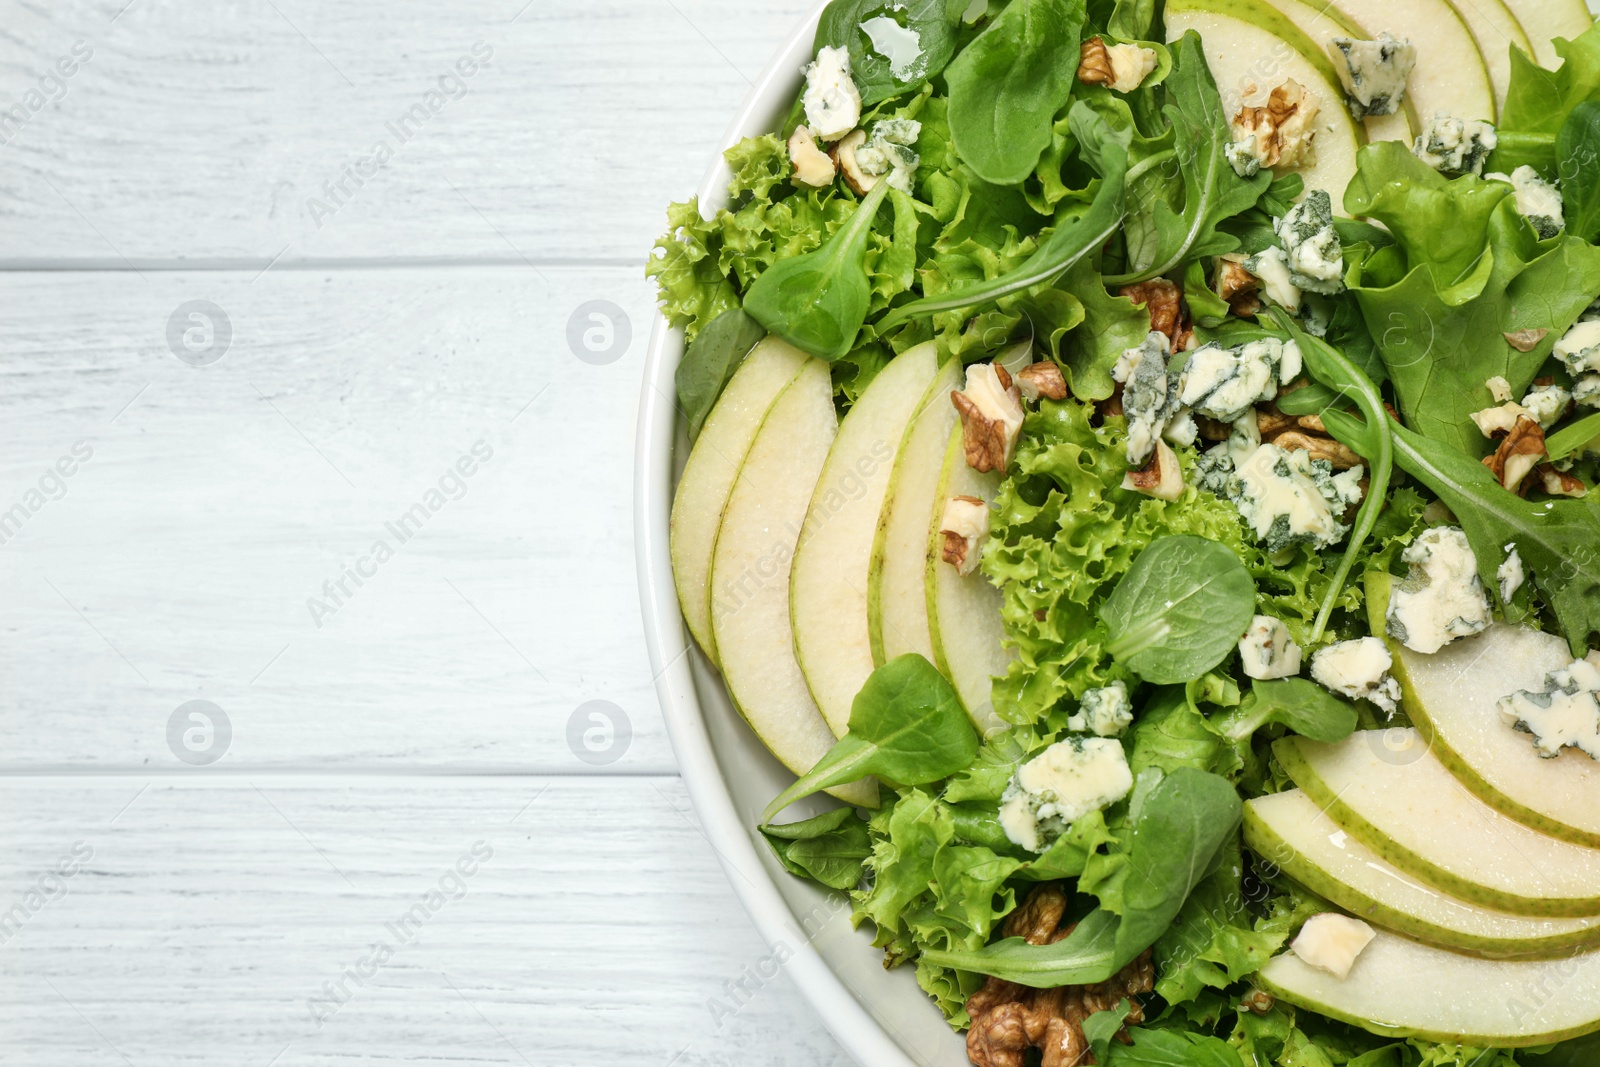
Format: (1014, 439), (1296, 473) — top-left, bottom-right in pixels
(1214, 679), (1358, 744)
(1100, 536), (1258, 684)
(815, 0), (961, 106)
(1324, 409), (1600, 655)
(1558, 101), (1600, 243)
(744, 181), (892, 360)
(759, 808), (872, 890)
(1548, 412), (1600, 461)
(675, 309), (767, 441)
(1107, 1027), (1248, 1065)
(762, 654), (978, 821)
(878, 102), (1129, 332)
(1105, 32), (1270, 285)
(945, 0), (1087, 185)
(1083, 1002), (1134, 1065)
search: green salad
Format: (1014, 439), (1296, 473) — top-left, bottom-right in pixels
(653, 0), (1600, 1063)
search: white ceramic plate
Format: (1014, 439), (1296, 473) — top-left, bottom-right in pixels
(632, 5), (969, 1065)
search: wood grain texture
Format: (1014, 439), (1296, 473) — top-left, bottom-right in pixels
(0, 777), (851, 1065)
(0, 0), (813, 264)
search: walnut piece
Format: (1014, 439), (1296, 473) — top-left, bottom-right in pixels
(1274, 429), (1364, 469)
(1481, 416), (1547, 494)
(1016, 361), (1069, 402)
(1076, 37), (1115, 87)
(829, 129), (875, 195)
(1118, 278), (1193, 352)
(1504, 328), (1549, 353)
(940, 495), (990, 576)
(1214, 254), (1263, 318)
(1122, 438), (1184, 500)
(953, 363), (1026, 473)
(1230, 80), (1320, 171)
(966, 885), (1154, 1067)
(1257, 406), (1299, 439)
(1536, 463), (1587, 497)
(788, 126), (838, 188)
(1075, 37), (1156, 92)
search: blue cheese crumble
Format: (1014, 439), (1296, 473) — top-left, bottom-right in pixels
(1198, 441), (1364, 553)
(1485, 166), (1565, 239)
(1245, 246), (1302, 310)
(1274, 190), (1344, 296)
(997, 737), (1134, 852)
(1554, 319), (1600, 375)
(1385, 526), (1492, 654)
(1327, 33), (1415, 118)
(1067, 681), (1134, 737)
(1112, 331), (1181, 466)
(855, 119), (922, 192)
(1239, 615), (1303, 680)
(1178, 338), (1302, 422)
(1521, 383), (1571, 428)
(802, 46), (862, 141)
(1497, 659), (1600, 760)
(1311, 637), (1401, 715)
(1414, 113), (1498, 176)
(1498, 544), (1525, 603)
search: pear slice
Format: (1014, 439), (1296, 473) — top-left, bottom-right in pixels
(926, 423), (1009, 735)
(868, 357), (963, 668)
(1365, 572), (1600, 848)
(1257, 927), (1600, 1046)
(1258, 0), (1415, 142)
(1321, 0), (1495, 120)
(1167, 0), (1365, 205)
(1277, 731), (1600, 916)
(710, 360), (875, 808)
(671, 338), (809, 664)
(1439, 0), (1532, 110)
(1500, 0), (1592, 68)
(791, 343), (940, 737)
(1246, 790), (1600, 958)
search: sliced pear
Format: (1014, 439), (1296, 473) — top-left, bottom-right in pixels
(1259, 0), (1416, 141)
(1322, 0), (1495, 120)
(1257, 928), (1600, 1046)
(1246, 790), (1600, 958)
(710, 361), (874, 807)
(926, 423), (1009, 735)
(1439, 0), (1532, 111)
(1365, 572), (1600, 848)
(1500, 0), (1592, 68)
(670, 338), (810, 665)
(1168, 0), (1365, 205)
(791, 343), (941, 737)
(869, 357), (963, 668)
(1277, 731), (1600, 917)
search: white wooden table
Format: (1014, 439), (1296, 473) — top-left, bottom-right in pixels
(0, 2), (853, 1062)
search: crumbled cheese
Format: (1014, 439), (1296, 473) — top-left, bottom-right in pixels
(1311, 637), (1401, 715)
(1226, 79), (1321, 177)
(1239, 615), (1303, 680)
(1105, 42), (1159, 93)
(1328, 33), (1415, 118)
(1521, 383), (1571, 429)
(1553, 319), (1600, 376)
(1414, 113), (1498, 176)
(1498, 543), (1525, 603)
(1274, 190), (1344, 295)
(1485, 166), (1565, 240)
(1178, 337), (1301, 422)
(1112, 331), (1179, 466)
(1203, 442), (1364, 553)
(1497, 659), (1600, 760)
(997, 737), (1134, 852)
(1386, 527), (1492, 654)
(1292, 913), (1377, 979)
(1470, 402), (1535, 438)
(1486, 376), (1513, 403)
(802, 45), (862, 141)
(854, 118), (922, 192)
(859, 15), (925, 81)
(1576, 374), (1600, 409)
(1245, 246), (1303, 310)
(1067, 682), (1134, 737)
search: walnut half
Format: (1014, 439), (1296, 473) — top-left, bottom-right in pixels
(1482, 416), (1547, 494)
(1016, 361), (1069, 403)
(953, 363), (1026, 473)
(1119, 278), (1193, 352)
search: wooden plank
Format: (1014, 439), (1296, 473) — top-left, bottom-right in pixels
(0, 267), (676, 770)
(0, 0), (812, 263)
(0, 776), (852, 1065)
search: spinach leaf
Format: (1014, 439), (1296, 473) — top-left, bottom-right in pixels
(815, 0), (960, 106)
(876, 102), (1130, 331)
(1548, 412), (1600, 461)
(1106, 1028), (1246, 1066)
(945, 0), (1087, 185)
(1558, 101), (1600, 243)
(1100, 536), (1257, 685)
(675, 308), (766, 441)
(744, 180), (891, 361)
(1323, 408), (1600, 655)
(759, 808), (872, 890)
(1105, 32), (1270, 285)
(1213, 679), (1358, 744)
(761, 654), (979, 821)
(1106, 0), (1155, 40)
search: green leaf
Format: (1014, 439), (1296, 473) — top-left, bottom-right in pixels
(759, 807), (872, 890)
(1125, 688), (1242, 779)
(762, 654), (979, 821)
(856, 790), (953, 932)
(675, 309), (767, 441)
(1548, 411), (1600, 461)
(1213, 678), (1358, 744)
(815, 0), (961, 107)
(1083, 1001), (1134, 1065)
(945, 0), (1087, 185)
(1106, 31), (1270, 285)
(1184, 259), (1231, 329)
(1558, 101), (1600, 243)
(1055, 254), (1151, 401)
(877, 102), (1129, 331)
(1100, 536), (1258, 684)
(744, 181), (892, 360)
(1106, 1027), (1248, 1065)
(1106, 0), (1155, 40)
(1499, 24), (1600, 140)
